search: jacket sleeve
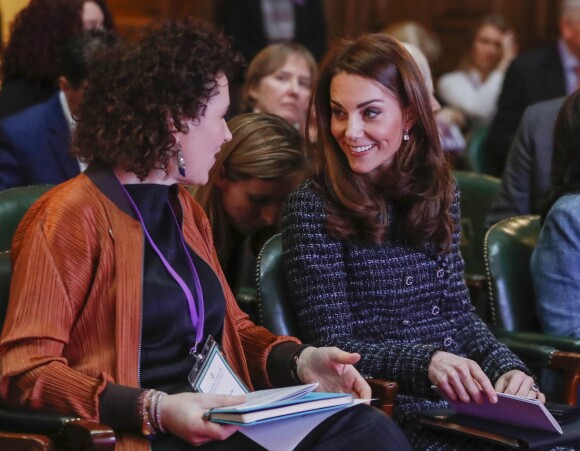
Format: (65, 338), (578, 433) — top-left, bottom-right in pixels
(0, 123), (26, 190)
(532, 198), (580, 337)
(281, 185), (440, 396)
(0, 199), (111, 421)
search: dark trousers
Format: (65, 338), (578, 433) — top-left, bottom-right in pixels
(153, 404), (411, 450)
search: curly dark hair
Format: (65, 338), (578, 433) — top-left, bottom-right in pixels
(73, 17), (243, 180)
(310, 33), (454, 251)
(1, 0), (115, 86)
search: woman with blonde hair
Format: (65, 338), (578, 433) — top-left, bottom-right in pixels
(193, 112), (307, 293)
(243, 43), (317, 135)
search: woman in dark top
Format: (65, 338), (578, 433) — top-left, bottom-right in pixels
(282, 33), (550, 449)
(0, 18), (410, 450)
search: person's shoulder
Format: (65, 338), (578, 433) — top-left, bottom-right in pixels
(511, 43), (559, 68)
(0, 95), (56, 132)
(288, 179), (318, 201)
(438, 71), (464, 84)
(524, 96), (566, 121)
(549, 194), (580, 216)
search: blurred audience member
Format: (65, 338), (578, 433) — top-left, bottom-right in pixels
(382, 21), (442, 65)
(0, 28), (119, 190)
(437, 15), (517, 130)
(243, 42), (317, 135)
(486, 0), (580, 177)
(485, 96), (565, 227)
(192, 113), (306, 297)
(223, 0), (327, 63)
(0, 0), (114, 119)
(531, 90), (580, 337)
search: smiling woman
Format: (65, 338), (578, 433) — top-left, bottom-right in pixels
(281, 33), (548, 450)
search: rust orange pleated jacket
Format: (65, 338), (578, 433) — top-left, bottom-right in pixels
(0, 169), (299, 450)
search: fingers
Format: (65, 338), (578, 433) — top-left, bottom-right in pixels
(197, 394), (246, 409)
(429, 352), (495, 404)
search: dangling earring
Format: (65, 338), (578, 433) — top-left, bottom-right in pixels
(176, 144), (186, 177)
(403, 129), (410, 141)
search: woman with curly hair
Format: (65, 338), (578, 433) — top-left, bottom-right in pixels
(281, 33), (547, 449)
(0, 18), (410, 451)
(0, 0), (114, 119)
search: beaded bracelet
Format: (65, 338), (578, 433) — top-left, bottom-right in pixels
(138, 389), (157, 439)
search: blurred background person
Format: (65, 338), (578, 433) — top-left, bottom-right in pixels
(531, 90), (580, 338)
(222, 0), (327, 64)
(486, 0), (580, 177)
(0, 28), (119, 190)
(437, 15), (517, 131)
(192, 113), (307, 314)
(242, 42), (317, 135)
(384, 22), (466, 160)
(0, 0), (114, 119)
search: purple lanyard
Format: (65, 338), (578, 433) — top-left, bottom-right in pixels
(120, 184), (205, 356)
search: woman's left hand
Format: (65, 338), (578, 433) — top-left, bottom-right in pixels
(495, 370), (546, 403)
(296, 346), (371, 399)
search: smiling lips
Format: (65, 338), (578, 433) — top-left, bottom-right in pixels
(348, 143), (375, 153)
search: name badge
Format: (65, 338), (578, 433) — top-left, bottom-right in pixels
(188, 335), (248, 396)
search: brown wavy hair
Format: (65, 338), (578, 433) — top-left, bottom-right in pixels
(192, 113), (306, 263)
(310, 33), (453, 250)
(73, 18), (242, 180)
(1, 0), (115, 86)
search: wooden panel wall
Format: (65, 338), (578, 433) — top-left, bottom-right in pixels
(107, 0), (560, 77)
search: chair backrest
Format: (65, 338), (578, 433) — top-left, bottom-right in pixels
(0, 251), (11, 326)
(484, 215), (541, 332)
(0, 185), (53, 251)
(255, 233), (300, 337)
(464, 126), (493, 175)
(453, 170), (501, 278)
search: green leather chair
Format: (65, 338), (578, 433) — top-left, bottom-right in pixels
(0, 185), (54, 251)
(453, 170), (501, 321)
(0, 252), (116, 449)
(256, 234), (399, 416)
(464, 127), (494, 175)
(485, 215), (580, 405)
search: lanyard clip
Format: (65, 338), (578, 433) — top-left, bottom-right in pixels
(190, 343), (204, 361)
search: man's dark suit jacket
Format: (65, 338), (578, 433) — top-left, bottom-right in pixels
(485, 97), (565, 228)
(0, 93), (79, 190)
(485, 44), (566, 176)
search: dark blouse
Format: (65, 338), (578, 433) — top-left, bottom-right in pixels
(127, 184), (226, 393)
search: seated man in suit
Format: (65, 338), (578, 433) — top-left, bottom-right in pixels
(485, 0), (580, 176)
(485, 96), (566, 227)
(0, 28), (118, 190)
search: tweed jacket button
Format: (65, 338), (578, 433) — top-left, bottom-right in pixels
(431, 306), (440, 315)
(436, 269), (444, 278)
(443, 337), (453, 347)
(405, 276), (413, 285)
(402, 320), (411, 326)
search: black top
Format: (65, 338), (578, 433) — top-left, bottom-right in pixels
(125, 183), (226, 394)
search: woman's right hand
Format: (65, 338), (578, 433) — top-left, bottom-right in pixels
(428, 351), (497, 404)
(498, 31), (518, 72)
(160, 393), (245, 446)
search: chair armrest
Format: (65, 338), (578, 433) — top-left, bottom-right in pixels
(494, 329), (580, 353)
(497, 336), (580, 406)
(0, 407), (116, 450)
(366, 378), (398, 417)
(0, 432), (55, 451)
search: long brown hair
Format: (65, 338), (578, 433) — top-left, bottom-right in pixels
(193, 113), (306, 263)
(310, 33), (453, 250)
